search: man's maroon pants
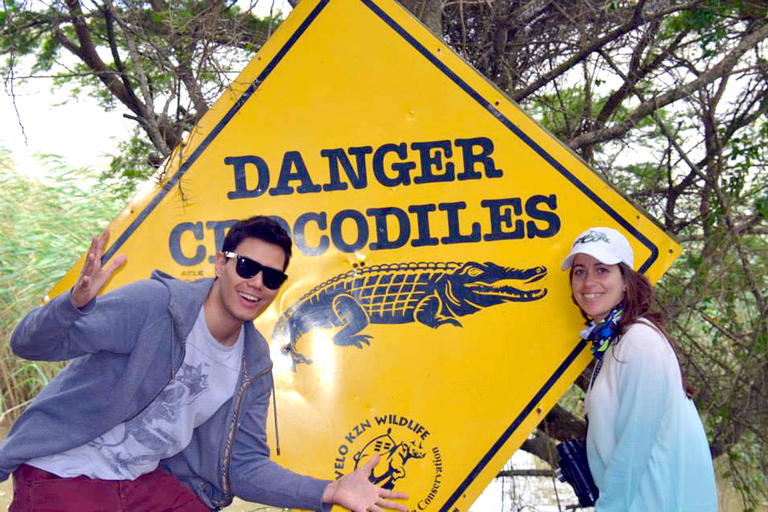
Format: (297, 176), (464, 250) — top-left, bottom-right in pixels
(10, 464), (210, 511)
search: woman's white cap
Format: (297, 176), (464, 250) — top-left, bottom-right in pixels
(561, 227), (634, 271)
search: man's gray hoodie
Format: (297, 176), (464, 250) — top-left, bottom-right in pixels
(0, 271), (329, 510)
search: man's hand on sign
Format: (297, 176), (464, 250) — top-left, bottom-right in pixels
(71, 230), (127, 309)
(322, 453), (409, 512)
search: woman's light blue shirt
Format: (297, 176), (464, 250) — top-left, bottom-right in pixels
(585, 321), (718, 512)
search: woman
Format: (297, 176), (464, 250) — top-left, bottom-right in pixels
(561, 227), (718, 512)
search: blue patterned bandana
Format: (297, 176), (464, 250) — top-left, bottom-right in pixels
(579, 305), (624, 360)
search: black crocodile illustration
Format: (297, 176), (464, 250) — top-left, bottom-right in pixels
(272, 261), (547, 369)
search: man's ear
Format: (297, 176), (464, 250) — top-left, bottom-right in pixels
(214, 251), (228, 278)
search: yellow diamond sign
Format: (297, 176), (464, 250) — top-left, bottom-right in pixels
(48, 0), (681, 510)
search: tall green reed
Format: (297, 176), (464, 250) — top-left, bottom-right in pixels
(0, 149), (123, 423)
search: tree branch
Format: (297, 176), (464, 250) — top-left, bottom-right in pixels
(568, 21), (768, 150)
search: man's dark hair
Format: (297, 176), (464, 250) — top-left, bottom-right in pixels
(222, 216), (293, 270)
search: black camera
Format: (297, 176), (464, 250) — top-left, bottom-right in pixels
(555, 439), (600, 508)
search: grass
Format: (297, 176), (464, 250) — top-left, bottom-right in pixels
(0, 149), (122, 422)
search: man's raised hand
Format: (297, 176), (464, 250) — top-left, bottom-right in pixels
(71, 230), (127, 309)
(322, 453), (408, 512)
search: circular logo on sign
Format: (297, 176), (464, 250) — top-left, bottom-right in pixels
(332, 414), (443, 510)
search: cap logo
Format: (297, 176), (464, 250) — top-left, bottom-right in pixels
(573, 231), (610, 246)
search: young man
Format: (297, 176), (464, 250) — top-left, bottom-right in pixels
(1, 216), (408, 512)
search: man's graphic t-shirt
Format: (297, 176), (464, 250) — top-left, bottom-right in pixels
(27, 307), (243, 480)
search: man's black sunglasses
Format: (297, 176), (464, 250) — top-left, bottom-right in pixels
(224, 252), (288, 290)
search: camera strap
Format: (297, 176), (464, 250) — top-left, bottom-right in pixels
(588, 358), (603, 392)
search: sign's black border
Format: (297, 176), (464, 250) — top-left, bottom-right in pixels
(101, 1), (659, 509)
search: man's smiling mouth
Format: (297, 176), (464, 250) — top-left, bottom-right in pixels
(239, 292), (261, 303)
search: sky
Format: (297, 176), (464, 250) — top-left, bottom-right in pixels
(0, 79), (134, 173)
